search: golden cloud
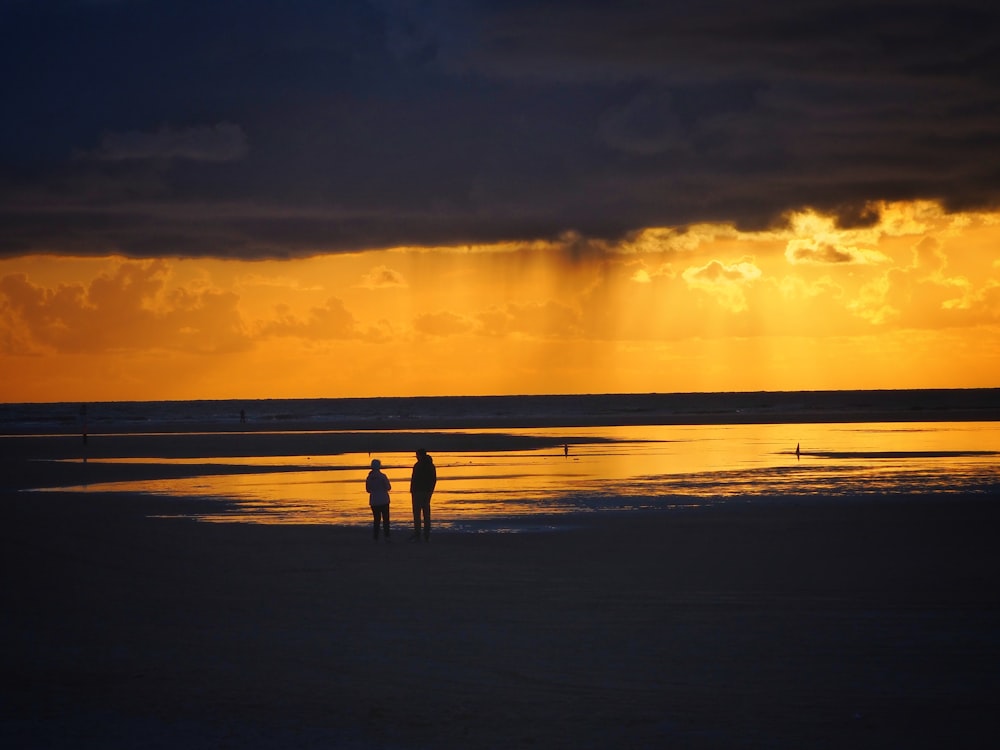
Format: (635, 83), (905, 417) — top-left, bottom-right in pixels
(681, 258), (762, 313)
(359, 265), (408, 289)
(414, 310), (474, 337)
(785, 239), (889, 265)
(0, 261), (251, 355)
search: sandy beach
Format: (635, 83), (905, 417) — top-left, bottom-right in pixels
(3, 435), (1000, 748)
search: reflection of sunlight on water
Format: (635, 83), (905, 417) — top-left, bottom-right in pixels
(44, 422), (1000, 527)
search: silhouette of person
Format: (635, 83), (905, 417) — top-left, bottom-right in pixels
(366, 459), (392, 542)
(79, 404), (89, 463)
(409, 449), (437, 542)
(240, 408), (246, 424)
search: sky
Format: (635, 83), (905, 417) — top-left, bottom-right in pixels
(2, 0), (1000, 402)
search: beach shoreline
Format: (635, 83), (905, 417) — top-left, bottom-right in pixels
(3, 402), (999, 748)
(4, 453), (1000, 748)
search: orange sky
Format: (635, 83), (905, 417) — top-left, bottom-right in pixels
(1, 200), (998, 403)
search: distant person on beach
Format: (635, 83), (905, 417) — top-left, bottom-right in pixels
(409, 449), (437, 542)
(366, 459), (392, 542)
(240, 409), (246, 424)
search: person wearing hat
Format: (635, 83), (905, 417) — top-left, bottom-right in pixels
(365, 458), (392, 542)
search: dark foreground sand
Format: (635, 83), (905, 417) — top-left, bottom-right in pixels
(3, 464), (1000, 748)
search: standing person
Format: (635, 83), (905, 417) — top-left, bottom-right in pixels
(79, 403), (88, 463)
(409, 449), (437, 542)
(366, 459), (392, 542)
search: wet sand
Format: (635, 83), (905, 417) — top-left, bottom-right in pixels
(3, 449), (1000, 748)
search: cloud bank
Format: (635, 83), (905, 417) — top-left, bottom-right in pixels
(2, 1), (1000, 259)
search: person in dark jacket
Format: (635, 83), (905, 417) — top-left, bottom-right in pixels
(409, 449), (437, 542)
(366, 458), (392, 542)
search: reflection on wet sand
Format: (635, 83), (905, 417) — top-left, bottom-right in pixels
(34, 421), (1000, 529)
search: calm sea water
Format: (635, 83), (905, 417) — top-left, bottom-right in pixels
(33, 420), (1000, 532)
(4, 389), (999, 433)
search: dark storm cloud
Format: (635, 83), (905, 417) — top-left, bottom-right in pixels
(2, 0), (1000, 259)
(79, 123), (249, 162)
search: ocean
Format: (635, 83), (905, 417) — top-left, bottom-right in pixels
(5, 390), (1000, 531)
(3, 388), (1000, 434)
